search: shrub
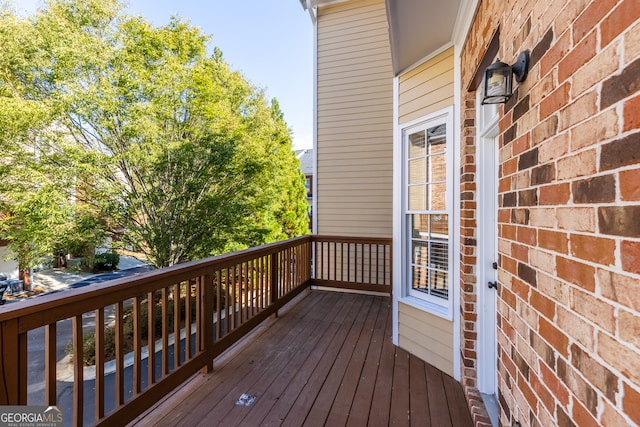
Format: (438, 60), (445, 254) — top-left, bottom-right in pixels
(93, 252), (120, 271)
(66, 326), (117, 366)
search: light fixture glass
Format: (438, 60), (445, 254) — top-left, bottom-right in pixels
(482, 60), (512, 104)
(481, 51), (530, 105)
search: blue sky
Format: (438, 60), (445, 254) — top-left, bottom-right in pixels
(14, 0), (314, 149)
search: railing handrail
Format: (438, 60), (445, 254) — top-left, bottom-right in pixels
(311, 235), (392, 245)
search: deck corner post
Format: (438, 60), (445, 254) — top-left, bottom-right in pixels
(0, 319), (27, 405)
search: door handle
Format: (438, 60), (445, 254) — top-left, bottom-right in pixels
(488, 281), (498, 290)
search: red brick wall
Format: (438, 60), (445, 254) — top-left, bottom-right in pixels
(460, 0), (640, 426)
(459, 88), (483, 421)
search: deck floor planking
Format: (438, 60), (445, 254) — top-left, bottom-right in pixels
(131, 291), (473, 427)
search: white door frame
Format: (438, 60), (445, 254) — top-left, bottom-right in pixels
(476, 93), (499, 395)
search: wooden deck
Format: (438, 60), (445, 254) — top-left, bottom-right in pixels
(132, 291), (472, 427)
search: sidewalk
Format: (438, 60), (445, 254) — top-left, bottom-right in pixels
(31, 256), (149, 294)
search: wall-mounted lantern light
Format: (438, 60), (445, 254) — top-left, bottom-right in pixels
(481, 51), (530, 105)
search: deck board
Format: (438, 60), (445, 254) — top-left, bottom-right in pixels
(302, 295), (375, 426)
(257, 294), (360, 427)
(409, 354), (430, 426)
(368, 308), (395, 427)
(389, 346), (411, 425)
(131, 291), (472, 427)
(345, 297), (388, 426)
(202, 292), (341, 426)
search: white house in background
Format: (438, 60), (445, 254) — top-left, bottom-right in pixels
(0, 241), (18, 279)
(296, 149), (314, 231)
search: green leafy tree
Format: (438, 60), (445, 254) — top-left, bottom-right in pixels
(0, 0), (309, 268)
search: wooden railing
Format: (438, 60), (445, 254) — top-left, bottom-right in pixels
(311, 236), (392, 294)
(0, 235), (390, 426)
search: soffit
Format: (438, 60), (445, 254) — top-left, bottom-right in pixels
(299, 0), (349, 10)
(385, 0), (462, 75)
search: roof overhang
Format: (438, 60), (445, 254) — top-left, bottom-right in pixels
(299, 0), (352, 22)
(299, 0), (349, 10)
(386, 0), (464, 75)
(298, 0), (478, 75)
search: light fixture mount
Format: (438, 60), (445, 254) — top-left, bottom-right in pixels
(512, 50), (529, 83)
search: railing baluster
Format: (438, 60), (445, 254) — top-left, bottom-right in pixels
(320, 241), (324, 281)
(332, 241), (336, 281)
(115, 301), (124, 407)
(201, 271), (214, 373)
(285, 249), (289, 291)
(231, 266), (237, 331)
(185, 282), (192, 360)
(225, 268), (231, 334)
(215, 271), (221, 341)
(315, 242), (324, 279)
(45, 322), (57, 406)
(384, 244), (388, 285)
(173, 283), (180, 369)
(256, 258), (261, 310)
(246, 261), (251, 318)
(148, 291), (156, 385)
(270, 252), (279, 317)
(373, 244), (377, 284)
(360, 243), (364, 283)
(347, 243), (351, 282)
(133, 296), (142, 395)
(368, 243), (372, 285)
(161, 288), (169, 376)
(242, 262), (247, 323)
(72, 314), (83, 427)
(280, 252), (285, 296)
(377, 244), (381, 284)
(94, 310), (104, 419)
(251, 259), (256, 316)
(286, 248), (290, 292)
(247, 261), (251, 318)
(339, 242), (343, 282)
(196, 276), (202, 352)
(296, 244), (301, 286)
(262, 256), (267, 309)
